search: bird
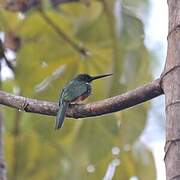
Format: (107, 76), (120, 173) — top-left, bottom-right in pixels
(55, 73), (113, 129)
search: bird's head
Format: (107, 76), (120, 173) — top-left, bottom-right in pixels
(75, 73), (113, 82)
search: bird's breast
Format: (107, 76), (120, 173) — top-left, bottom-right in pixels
(73, 92), (89, 102)
(72, 83), (91, 102)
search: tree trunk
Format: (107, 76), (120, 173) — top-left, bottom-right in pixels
(163, 0), (180, 179)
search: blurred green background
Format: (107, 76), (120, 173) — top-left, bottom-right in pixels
(0, 0), (156, 179)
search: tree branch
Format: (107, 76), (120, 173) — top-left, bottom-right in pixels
(0, 79), (163, 119)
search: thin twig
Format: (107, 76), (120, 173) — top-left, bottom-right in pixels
(101, 0), (122, 95)
(11, 110), (21, 180)
(39, 10), (88, 56)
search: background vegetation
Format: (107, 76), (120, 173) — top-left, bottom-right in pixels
(0, 0), (156, 179)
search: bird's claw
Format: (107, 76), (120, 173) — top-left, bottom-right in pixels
(69, 102), (84, 107)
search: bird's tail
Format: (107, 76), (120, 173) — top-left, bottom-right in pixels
(55, 101), (69, 129)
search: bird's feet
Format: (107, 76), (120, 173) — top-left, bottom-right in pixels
(69, 102), (84, 108)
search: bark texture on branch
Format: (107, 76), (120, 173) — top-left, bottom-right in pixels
(163, 1), (180, 179)
(0, 79), (163, 119)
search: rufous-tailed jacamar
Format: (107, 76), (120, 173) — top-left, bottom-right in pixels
(55, 73), (112, 129)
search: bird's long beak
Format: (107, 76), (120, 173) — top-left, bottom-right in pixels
(91, 73), (113, 81)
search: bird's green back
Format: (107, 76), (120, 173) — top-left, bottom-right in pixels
(60, 80), (91, 102)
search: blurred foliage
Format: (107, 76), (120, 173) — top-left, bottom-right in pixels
(0, 0), (156, 179)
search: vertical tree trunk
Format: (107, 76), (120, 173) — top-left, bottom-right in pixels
(163, 0), (180, 179)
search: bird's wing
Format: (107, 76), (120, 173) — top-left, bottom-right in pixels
(62, 81), (89, 102)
